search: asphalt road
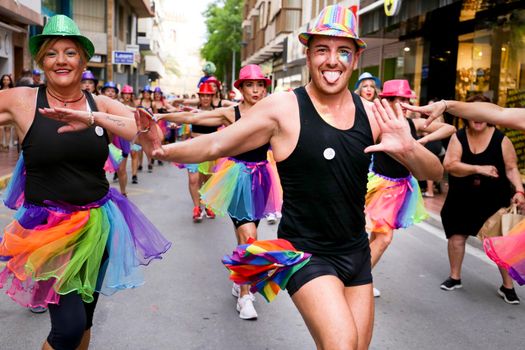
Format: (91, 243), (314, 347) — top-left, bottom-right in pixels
(0, 163), (523, 349)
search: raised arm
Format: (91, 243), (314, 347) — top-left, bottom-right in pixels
(366, 99), (443, 181)
(152, 95), (281, 163)
(0, 87), (34, 128)
(402, 100), (525, 130)
(39, 95), (138, 140)
(171, 97), (199, 107)
(443, 133), (498, 178)
(156, 106), (235, 127)
(502, 136), (525, 208)
(413, 118), (456, 145)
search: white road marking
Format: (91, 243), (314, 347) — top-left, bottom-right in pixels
(415, 221), (494, 266)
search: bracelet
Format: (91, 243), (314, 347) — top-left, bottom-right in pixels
(516, 191), (525, 196)
(441, 99), (448, 112)
(88, 111), (95, 126)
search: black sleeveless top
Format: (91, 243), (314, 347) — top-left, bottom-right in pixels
(192, 104), (219, 134)
(441, 127), (512, 235)
(277, 87), (374, 255)
(231, 106), (269, 163)
(372, 118), (418, 178)
(22, 87), (110, 206)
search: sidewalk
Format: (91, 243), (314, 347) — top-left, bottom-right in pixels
(0, 147), (20, 189)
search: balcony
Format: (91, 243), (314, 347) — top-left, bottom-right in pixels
(275, 8), (301, 36)
(255, 29), (265, 51)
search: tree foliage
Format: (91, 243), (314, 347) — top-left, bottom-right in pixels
(201, 0), (243, 89)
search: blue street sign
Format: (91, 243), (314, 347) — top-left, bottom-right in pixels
(112, 51), (134, 65)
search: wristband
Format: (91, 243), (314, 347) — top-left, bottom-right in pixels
(88, 111), (95, 126)
(441, 99), (448, 112)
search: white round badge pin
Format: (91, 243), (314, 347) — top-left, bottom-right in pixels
(95, 126), (104, 136)
(323, 147), (336, 160)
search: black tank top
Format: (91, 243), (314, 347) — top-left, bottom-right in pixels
(277, 87), (373, 255)
(22, 87), (110, 206)
(450, 127), (511, 200)
(372, 118), (418, 178)
(192, 104), (219, 134)
(231, 106), (269, 163)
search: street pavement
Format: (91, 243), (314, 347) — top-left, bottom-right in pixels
(0, 163), (523, 350)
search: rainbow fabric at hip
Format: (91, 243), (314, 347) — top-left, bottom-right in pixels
(222, 238), (311, 302)
(365, 170), (428, 233)
(0, 154), (171, 308)
(199, 155), (282, 221)
(484, 219), (525, 285)
(103, 143), (124, 173)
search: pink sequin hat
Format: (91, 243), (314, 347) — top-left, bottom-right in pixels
(234, 65), (271, 89)
(379, 79), (416, 99)
(298, 5), (366, 51)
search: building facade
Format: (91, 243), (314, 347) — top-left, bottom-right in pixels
(242, 0), (525, 107)
(30, 0), (157, 91)
(0, 0), (42, 81)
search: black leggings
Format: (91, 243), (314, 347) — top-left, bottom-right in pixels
(47, 291), (100, 350)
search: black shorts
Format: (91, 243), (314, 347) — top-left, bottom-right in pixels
(286, 245), (372, 296)
(230, 216), (260, 229)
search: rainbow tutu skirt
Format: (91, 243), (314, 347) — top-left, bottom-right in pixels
(484, 219), (525, 285)
(103, 143), (124, 173)
(365, 171), (428, 233)
(0, 155), (171, 308)
(222, 238), (311, 302)
(199, 157), (282, 221)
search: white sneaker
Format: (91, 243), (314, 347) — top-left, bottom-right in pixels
(266, 213), (277, 225)
(373, 287), (381, 298)
(237, 295), (258, 320)
(232, 282), (240, 298)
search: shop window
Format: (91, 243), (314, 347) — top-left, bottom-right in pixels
(455, 9), (525, 105)
(455, 31), (492, 101)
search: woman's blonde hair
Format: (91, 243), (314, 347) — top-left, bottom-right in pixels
(354, 79), (380, 100)
(34, 37), (88, 70)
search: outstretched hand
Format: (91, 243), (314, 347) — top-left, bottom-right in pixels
(364, 99), (415, 155)
(400, 101), (446, 128)
(39, 107), (91, 133)
(134, 107), (165, 158)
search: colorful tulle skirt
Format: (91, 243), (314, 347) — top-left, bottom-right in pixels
(365, 171), (428, 234)
(199, 157), (282, 221)
(112, 135), (131, 155)
(174, 160), (217, 174)
(484, 219), (525, 285)
(104, 143), (124, 173)
(222, 238), (311, 302)
(0, 154), (171, 308)
(177, 124), (191, 138)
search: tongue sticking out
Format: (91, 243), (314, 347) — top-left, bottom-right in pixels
(323, 71), (341, 84)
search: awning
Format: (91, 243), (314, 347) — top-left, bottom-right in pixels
(145, 55), (165, 78)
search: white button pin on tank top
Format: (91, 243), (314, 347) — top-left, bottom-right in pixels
(323, 147), (336, 160)
(95, 126), (104, 136)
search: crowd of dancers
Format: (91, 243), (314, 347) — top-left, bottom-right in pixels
(1, 6), (524, 350)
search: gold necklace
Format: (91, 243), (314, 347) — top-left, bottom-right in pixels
(47, 89), (85, 107)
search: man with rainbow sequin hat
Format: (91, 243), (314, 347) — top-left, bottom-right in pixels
(139, 5), (442, 348)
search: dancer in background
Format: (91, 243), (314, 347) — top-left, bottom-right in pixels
(158, 64), (280, 319)
(81, 70), (99, 95)
(354, 72), (380, 102)
(365, 79), (456, 298)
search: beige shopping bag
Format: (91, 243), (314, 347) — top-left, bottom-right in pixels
(501, 204), (525, 236)
(477, 207), (507, 240)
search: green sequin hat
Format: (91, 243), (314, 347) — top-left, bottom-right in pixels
(29, 15), (95, 59)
